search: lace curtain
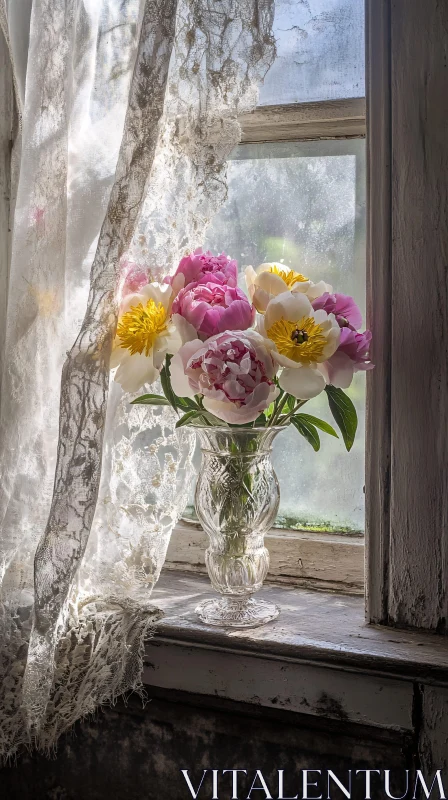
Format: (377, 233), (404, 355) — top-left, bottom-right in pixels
(0, 0), (275, 762)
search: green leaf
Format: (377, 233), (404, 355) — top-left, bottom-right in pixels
(175, 409), (226, 428)
(177, 396), (199, 411)
(291, 416), (320, 452)
(253, 413), (267, 427)
(160, 355), (179, 413)
(296, 413), (339, 439)
(242, 472), (255, 500)
(325, 386), (358, 451)
(265, 401), (276, 419)
(219, 496), (235, 529)
(130, 394), (170, 406)
(160, 355), (201, 414)
(175, 410), (203, 428)
(285, 393), (296, 412)
(201, 410), (228, 426)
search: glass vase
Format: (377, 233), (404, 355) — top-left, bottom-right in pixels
(192, 426), (282, 628)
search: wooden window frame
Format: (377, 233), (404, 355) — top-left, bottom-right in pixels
(1, 2), (445, 631)
(365, 0), (448, 631)
(165, 96), (367, 595)
(239, 97), (365, 144)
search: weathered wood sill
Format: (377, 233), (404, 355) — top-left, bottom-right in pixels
(145, 572), (448, 736)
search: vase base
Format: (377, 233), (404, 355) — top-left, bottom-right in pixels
(195, 596), (280, 629)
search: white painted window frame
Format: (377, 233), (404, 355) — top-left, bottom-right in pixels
(165, 97), (367, 595)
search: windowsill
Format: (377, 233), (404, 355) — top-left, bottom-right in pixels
(165, 521), (365, 595)
(144, 572), (448, 732)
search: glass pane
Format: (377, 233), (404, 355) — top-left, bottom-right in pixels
(187, 139), (366, 534)
(259, 0), (365, 105)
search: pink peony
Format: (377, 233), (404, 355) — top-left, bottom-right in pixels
(312, 292), (363, 331)
(120, 259), (150, 299)
(338, 328), (373, 365)
(170, 330), (279, 424)
(322, 328), (374, 389)
(172, 281), (255, 341)
(165, 248), (238, 292)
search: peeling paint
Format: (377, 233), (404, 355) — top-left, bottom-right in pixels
(315, 693), (349, 722)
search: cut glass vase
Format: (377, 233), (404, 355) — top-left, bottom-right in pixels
(192, 426), (282, 628)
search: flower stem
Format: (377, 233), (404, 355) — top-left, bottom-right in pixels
(269, 394), (289, 426)
(278, 399), (308, 425)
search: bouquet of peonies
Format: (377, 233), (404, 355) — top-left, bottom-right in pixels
(112, 250), (373, 451)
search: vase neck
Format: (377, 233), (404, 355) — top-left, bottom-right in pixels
(192, 426), (283, 455)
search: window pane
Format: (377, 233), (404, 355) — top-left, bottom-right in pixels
(260, 0), (365, 106)
(201, 139), (366, 534)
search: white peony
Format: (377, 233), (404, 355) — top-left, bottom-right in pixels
(258, 291), (340, 400)
(245, 262), (332, 313)
(111, 282), (196, 393)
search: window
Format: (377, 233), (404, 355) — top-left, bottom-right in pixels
(165, 0), (366, 592)
(260, 0), (365, 105)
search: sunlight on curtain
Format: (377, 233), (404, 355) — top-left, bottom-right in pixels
(0, 0), (275, 761)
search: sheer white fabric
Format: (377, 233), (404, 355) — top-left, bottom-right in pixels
(0, 0), (275, 761)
